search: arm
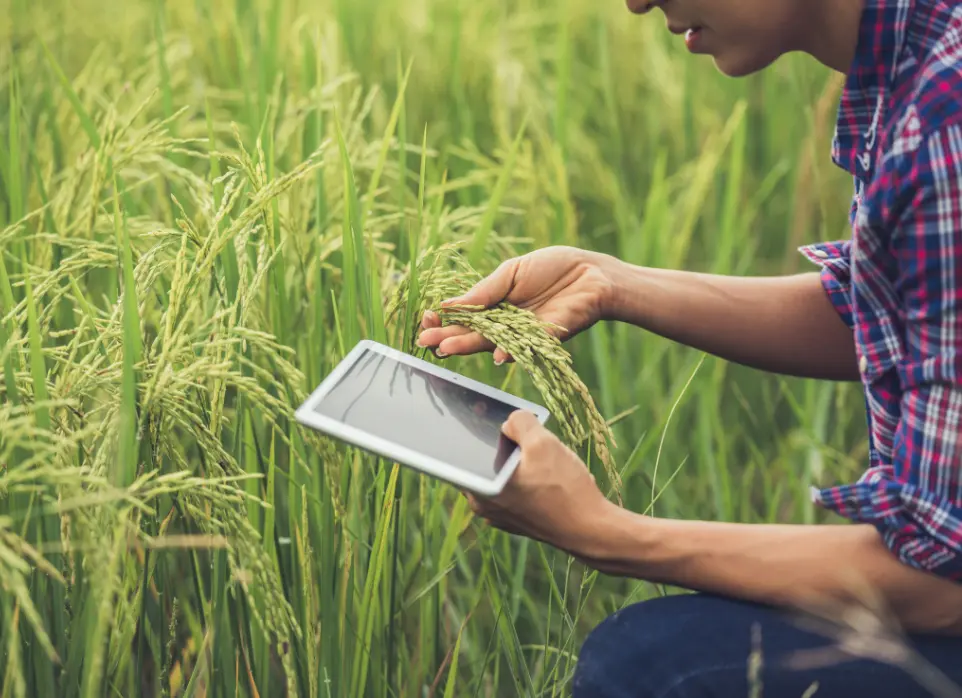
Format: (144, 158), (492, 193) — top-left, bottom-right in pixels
(602, 261), (859, 381)
(417, 245), (857, 381)
(480, 412), (962, 639)
(579, 126), (962, 635)
(583, 510), (962, 635)
(467, 128), (962, 637)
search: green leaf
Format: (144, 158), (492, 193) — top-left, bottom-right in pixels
(8, 58), (23, 224)
(182, 631), (212, 698)
(360, 61), (412, 229)
(468, 115), (528, 268)
(80, 522), (125, 698)
(401, 126), (428, 350)
(23, 272), (49, 432)
(333, 113), (366, 347)
(155, 1), (174, 127)
(442, 616), (467, 698)
(349, 464), (399, 698)
(264, 430), (277, 563)
(0, 254), (19, 404)
(38, 37), (100, 149)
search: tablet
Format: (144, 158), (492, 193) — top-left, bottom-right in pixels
(294, 340), (551, 495)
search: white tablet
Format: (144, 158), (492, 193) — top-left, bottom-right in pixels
(294, 340), (551, 496)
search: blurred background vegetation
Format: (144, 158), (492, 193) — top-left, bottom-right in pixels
(1, 0), (869, 695)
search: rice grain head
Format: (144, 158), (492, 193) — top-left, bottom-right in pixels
(389, 244), (621, 495)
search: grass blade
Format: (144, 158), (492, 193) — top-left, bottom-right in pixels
(334, 113), (370, 346)
(8, 60), (23, 225)
(401, 125), (428, 349)
(360, 61), (412, 229)
(38, 38), (100, 148)
(349, 464), (399, 698)
(155, 1), (174, 127)
(0, 254), (20, 404)
(442, 616), (467, 698)
(468, 115), (528, 268)
(23, 272), (49, 432)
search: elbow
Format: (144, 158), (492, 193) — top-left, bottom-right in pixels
(859, 527), (962, 636)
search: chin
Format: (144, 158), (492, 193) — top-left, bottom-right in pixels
(712, 49), (779, 78)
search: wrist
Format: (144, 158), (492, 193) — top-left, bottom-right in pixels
(593, 253), (631, 323)
(570, 500), (653, 573)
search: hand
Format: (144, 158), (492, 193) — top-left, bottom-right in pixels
(465, 411), (615, 559)
(417, 246), (617, 364)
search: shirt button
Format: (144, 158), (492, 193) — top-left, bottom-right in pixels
(813, 249), (829, 259)
(859, 355), (868, 374)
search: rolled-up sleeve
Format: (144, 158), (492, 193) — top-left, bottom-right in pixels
(813, 125), (962, 581)
(798, 239), (856, 329)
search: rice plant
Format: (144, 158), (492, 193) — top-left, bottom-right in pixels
(1, 0), (871, 696)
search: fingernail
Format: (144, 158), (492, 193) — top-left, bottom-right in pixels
(415, 337), (426, 347)
(436, 350), (448, 358)
(494, 357), (504, 366)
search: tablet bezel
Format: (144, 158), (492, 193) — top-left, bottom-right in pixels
(294, 339), (551, 496)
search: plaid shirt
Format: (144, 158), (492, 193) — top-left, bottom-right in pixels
(800, 0), (962, 581)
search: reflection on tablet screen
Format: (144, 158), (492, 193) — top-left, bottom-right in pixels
(314, 349), (519, 480)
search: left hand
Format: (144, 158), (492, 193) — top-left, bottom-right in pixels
(465, 411), (614, 559)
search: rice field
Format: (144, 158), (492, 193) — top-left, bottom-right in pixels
(1, 0), (872, 695)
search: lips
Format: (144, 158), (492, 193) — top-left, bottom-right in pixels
(667, 21), (702, 35)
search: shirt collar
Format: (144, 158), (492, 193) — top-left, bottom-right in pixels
(832, 0), (915, 175)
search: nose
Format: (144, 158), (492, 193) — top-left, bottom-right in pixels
(626, 0), (661, 14)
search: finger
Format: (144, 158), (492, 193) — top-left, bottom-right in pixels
(437, 332), (496, 357)
(441, 258), (518, 310)
(417, 325), (472, 349)
(463, 492), (499, 522)
(493, 347), (514, 365)
(463, 491), (480, 513)
(501, 410), (546, 447)
(421, 310), (442, 330)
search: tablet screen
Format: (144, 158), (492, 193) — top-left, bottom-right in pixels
(312, 348), (520, 481)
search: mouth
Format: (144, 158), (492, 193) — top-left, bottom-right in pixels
(667, 22), (704, 49)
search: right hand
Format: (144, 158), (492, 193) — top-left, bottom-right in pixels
(417, 246), (618, 364)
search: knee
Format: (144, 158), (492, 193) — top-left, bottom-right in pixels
(572, 595), (696, 698)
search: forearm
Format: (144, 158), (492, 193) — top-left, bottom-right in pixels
(601, 259), (859, 381)
(582, 505), (962, 635)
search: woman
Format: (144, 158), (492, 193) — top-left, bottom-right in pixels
(417, 0), (962, 696)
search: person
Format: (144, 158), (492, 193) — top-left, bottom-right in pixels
(417, 0), (962, 696)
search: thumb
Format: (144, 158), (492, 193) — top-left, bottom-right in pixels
(501, 410), (544, 447)
(442, 259), (517, 310)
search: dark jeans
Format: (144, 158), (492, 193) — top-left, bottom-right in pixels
(572, 594), (962, 698)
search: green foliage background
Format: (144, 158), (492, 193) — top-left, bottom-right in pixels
(1, 0), (869, 695)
